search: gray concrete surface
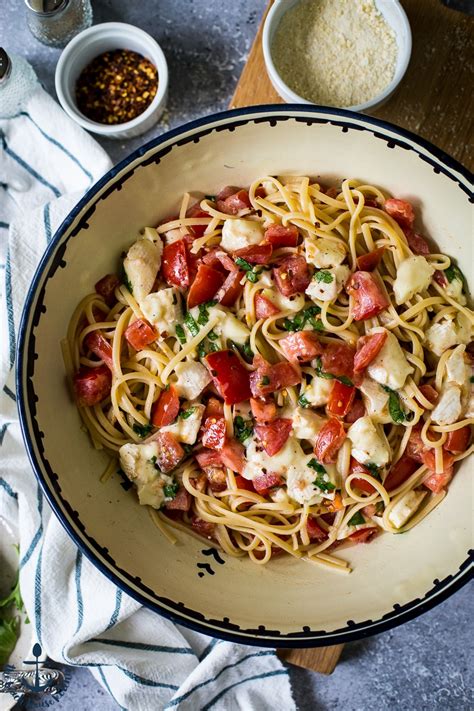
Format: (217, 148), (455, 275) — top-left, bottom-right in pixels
(3, 0), (473, 709)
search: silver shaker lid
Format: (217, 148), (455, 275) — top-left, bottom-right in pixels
(0, 47), (12, 85)
(24, 0), (67, 14)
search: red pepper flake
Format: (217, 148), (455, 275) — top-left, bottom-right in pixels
(75, 49), (158, 125)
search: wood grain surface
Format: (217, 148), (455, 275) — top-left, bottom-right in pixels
(230, 0), (474, 171)
(277, 644), (344, 675)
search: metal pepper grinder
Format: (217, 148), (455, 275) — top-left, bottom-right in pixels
(24, 0), (93, 48)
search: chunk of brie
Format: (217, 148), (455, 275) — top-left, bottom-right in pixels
(347, 416), (390, 467)
(430, 384), (462, 426)
(445, 345), (468, 387)
(359, 376), (391, 423)
(305, 265), (350, 303)
(393, 256), (434, 305)
(292, 407), (325, 443)
(425, 319), (459, 357)
(141, 287), (182, 336)
(174, 361), (211, 401)
(123, 235), (162, 301)
(221, 218), (263, 252)
(305, 237), (346, 269)
(366, 328), (413, 390)
(388, 489), (426, 529)
(161, 403), (205, 445)
(119, 441), (173, 509)
(302, 376), (333, 408)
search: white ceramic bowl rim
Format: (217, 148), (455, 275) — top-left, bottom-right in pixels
(262, 0), (412, 113)
(16, 105), (473, 648)
(55, 22), (168, 135)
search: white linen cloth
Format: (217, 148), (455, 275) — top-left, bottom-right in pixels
(0, 66), (295, 710)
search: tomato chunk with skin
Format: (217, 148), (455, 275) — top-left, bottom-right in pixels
(216, 189), (251, 215)
(349, 528), (378, 544)
(188, 264), (225, 308)
(444, 426), (471, 455)
(162, 239), (190, 287)
(164, 486), (191, 511)
(249, 355), (301, 398)
(264, 224), (299, 248)
(345, 395), (365, 424)
(250, 397), (277, 423)
(204, 466), (228, 492)
(405, 230), (430, 256)
(321, 341), (355, 379)
(253, 472), (284, 495)
(186, 202), (210, 238)
(217, 269), (245, 307)
(255, 293), (280, 320)
(74, 365), (111, 407)
(84, 331), (113, 370)
(384, 198), (415, 229)
(202, 248), (227, 272)
(384, 454), (418, 491)
(314, 418), (346, 463)
(354, 331), (388, 374)
(195, 448), (222, 468)
(124, 319), (156, 351)
(279, 331), (323, 363)
(206, 350), (251, 405)
(348, 457), (377, 493)
(155, 431), (185, 473)
(255, 418), (293, 456)
(346, 271), (389, 321)
(328, 381), (356, 417)
(356, 247), (386, 272)
(95, 274), (120, 306)
(273, 255), (312, 296)
(204, 397), (224, 419)
(202, 416), (227, 450)
(417, 383), (439, 405)
(406, 424), (428, 463)
(234, 244), (273, 264)
(306, 517), (328, 542)
(191, 517), (215, 539)
(220, 438), (246, 474)
(151, 385), (180, 427)
(234, 475), (255, 492)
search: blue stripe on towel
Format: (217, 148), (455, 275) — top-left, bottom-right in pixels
(201, 669), (288, 711)
(3, 384), (16, 401)
(0, 422), (11, 445)
(1, 131), (61, 197)
(75, 549), (84, 634)
(20, 486), (44, 568)
(5, 247), (15, 367)
(105, 587), (122, 630)
(88, 638), (193, 655)
(97, 667), (127, 711)
(43, 203), (52, 244)
(0, 476), (17, 499)
(34, 546), (43, 643)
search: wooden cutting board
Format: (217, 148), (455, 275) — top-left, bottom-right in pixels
(228, 0), (472, 675)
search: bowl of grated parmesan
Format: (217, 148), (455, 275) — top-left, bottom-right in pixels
(263, 0), (412, 113)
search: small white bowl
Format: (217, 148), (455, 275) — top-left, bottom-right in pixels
(262, 0), (412, 113)
(55, 22), (168, 139)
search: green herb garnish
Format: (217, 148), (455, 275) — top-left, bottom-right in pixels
(121, 266), (133, 294)
(183, 443), (193, 454)
(261, 375), (270, 386)
(235, 257), (253, 272)
(246, 269), (260, 283)
(133, 423), (153, 438)
(315, 270), (334, 284)
(179, 407), (196, 420)
(197, 341), (207, 359)
(307, 458), (326, 475)
(365, 463), (381, 480)
(205, 195), (216, 202)
(164, 481), (180, 499)
(375, 501), (385, 514)
(184, 312), (200, 337)
(175, 324), (187, 344)
(445, 264), (467, 289)
(197, 300), (217, 326)
(348, 511), (365, 526)
(208, 329), (219, 341)
(282, 305), (321, 333)
(382, 386), (413, 424)
(298, 394), (310, 408)
(315, 357), (353, 387)
(234, 415), (253, 443)
(0, 617), (20, 667)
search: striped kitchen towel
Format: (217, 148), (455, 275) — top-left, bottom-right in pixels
(0, 58), (296, 710)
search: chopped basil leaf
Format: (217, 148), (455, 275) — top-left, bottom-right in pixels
(164, 481), (179, 499)
(197, 300), (217, 326)
(0, 616), (20, 666)
(234, 415), (253, 443)
(0, 575), (23, 613)
(121, 266), (133, 294)
(470, 375), (474, 384)
(205, 195), (216, 202)
(445, 264), (466, 289)
(208, 329), (219, 341)
(365, 463), (381, 480)
(179, 407), (196, 420)
(230, 339), (254, 363)
(246, 269), (260, 283)
(261, 375), (270, 386)
(375, 501), (385, 514)
(235, 257), (252, 272)
(298, 394), (310, 408)
(282, 305), (321, 333)
(183, 443), (193, 454)
(348, 511), (365, 526)
(307, 458), (326, 475)
(314, 476), (336, 493)
(312, 318), (325, 332)
(184, 312), (200, 337)
(197, 341), (207, 359)
(242, 338), (253, 360)
(382, 386), (412, 424)
(315, 270), (334, 284)
(208, 341), (219, 352)
(315, 357), (353, 387)
(175, 324), (187, 344)
(133, 423), (153, 438)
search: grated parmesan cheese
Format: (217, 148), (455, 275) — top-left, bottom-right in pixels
(272, 0), (398, 107)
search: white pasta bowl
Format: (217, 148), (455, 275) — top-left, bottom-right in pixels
(17, 106), (473, 647)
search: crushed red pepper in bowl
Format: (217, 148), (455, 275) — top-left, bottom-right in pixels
(75, 48), (158, 125)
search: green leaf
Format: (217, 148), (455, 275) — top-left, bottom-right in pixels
(246, 269), (260, 283)
(348, 511), (365, 526)
(234, 257), (253, 272)
(183, 443), (193, 455)
(175, 324), (187, 344)
(230, 339), (254, 364)
(197, 300), (217, 326)
(382, 386), (411, 424)
(261, 375), (270, 386)
(445, 264), (466, 289)
(179, 407), (196, 420)
(164, 481), (179, 499)
(307, 458), (326, 475)
(208, 329), (219, 341)
(315, 357), (353, 387)
(197, 341), (207, 359)
(0, 616), (20, 666)
(133, 423), (153, 438)
(298, 394), (310, 408)
(313, 476), (336, 493)
(184, 313), (200, 337)
(121, 266), (133, 294)
(315, 270), (334, 284)
(282, 305), (321, 332)
(365, 463), (381, 480)
(205, 195), (216, 202)
(0, 574), (23, 613)
(234, 415), (253, 443)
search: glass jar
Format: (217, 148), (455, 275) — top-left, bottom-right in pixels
(25, 0), (93, 48)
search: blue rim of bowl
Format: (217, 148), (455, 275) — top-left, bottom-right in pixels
(16, 104), (474, 648)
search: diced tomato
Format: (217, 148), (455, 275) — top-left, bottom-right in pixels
(384, 454), (419, 491)
(220, 438), (246, 474)
(164, 486), (191, 511)
(417, 383), (439, 405)
(279, 331), (323, 363)
(162, 239), (190, 287)
(204, 397), (224, 419)
(362, 503), (378, 517)
(202, 416), (227, 450)
(250, 397), (277, 423)
(255, 418), (292, 456)
(234, 475), (255, 492)
(188, 264), (225, 308)
(405, 230), (430, 256)
(444, 426), (471, 455)
(216, 185), (240, 201)
(346, 271), (389, 321)
(273, 362), (301, 388)
(124, 319), (156, 351)
(84, 331), (113, 370)
(354, 331), (387, 374)
(422, 448), (455, 474)
(264, 224), (299, 248)
(345, 395), (365, 423)
(321, 341), (355, 379)
(384, 198), (415, 229)
(349, 528), (378, 543)
(306, 517), (328, 542)
(206, 350), (251, 405)
(234, 244), (273, 264)
(95, 274), (120, 306)
(314, 418), (346, 463)
(155, 432), (185, 473)
(249, 355), (301, 398)
(217, 269), (245, 307)
(186, 202), (211, 238)
(421, 449), (455, 493)
(406, 424), (428, 463)
(202, 248), (227, 272)
(434, 270), (448, 287)
(195, 448), (222, 468)
(151, 385), (180, 427)
(273, 255), (312, 296)
(216, 189), (251, 215)
(356, 247), (386, 272)
(348, 458), (377, 494)
(191, 517), (215, 539)
(73, 365), (111, 407)
(255, 293), (280, 320)
(252, 472), (284, 495)
(204, 466), (227, 492)
(328, 381), (356, 417)
(215, 251), (238, 272)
